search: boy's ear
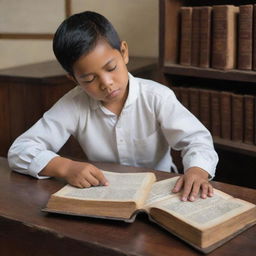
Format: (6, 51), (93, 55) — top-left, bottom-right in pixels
(120, 41), (129, 64)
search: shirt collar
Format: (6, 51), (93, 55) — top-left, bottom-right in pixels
(88, 72), (139, 111)
(124, 72), (139, 108)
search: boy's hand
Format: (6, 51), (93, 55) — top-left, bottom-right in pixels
(172, 167), (213, 201)
(40, 157), (108, 188)
(62, 161), (109, 188)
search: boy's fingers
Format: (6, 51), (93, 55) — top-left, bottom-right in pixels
(181, 178), (194, 201)
(201, 182), (210, 199)
(172, 176), (184, 193)
(85, 174), (100, 186)
(91, 168), (109, 186)
(79, 179), (91, 188)
(208, 183), (214, 197)
(189, 181), (201, 201)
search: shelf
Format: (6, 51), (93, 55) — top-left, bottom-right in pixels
(213, 137), (256, 156)
(163, 63), (256, 83)
(160, 0), (256, 187)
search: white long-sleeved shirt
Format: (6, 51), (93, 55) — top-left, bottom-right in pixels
(8, 73), (218, 179)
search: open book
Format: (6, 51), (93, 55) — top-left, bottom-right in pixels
(43, 171), (256, 253)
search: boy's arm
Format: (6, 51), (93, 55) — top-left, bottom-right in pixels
(39, 156), (108, 187)
(172, 167), (213, 201)
(8, 88), (82, 179)
(156, 88), (218, 201)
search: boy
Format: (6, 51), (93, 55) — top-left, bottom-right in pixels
(8, 11), (218, 202)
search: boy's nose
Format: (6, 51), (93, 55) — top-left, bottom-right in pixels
(100, 75), (113, 90)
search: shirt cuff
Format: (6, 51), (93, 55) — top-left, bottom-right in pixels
(183, 159), (216, 180)
(28, 150), (59, 179)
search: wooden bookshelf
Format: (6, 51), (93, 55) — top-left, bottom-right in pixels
(213, 137), (256, 156)
(163, 63), (256, 83)
(159, 0), (256, 188)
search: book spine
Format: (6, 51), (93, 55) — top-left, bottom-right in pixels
(199, 6), (212, 68)
(210, 90), (221, 137)
(212, 5), (238, 70)
(191, 7), (201, 66)
(244, 95), (254, 144)
(254, 96), (256, 145)
(188, 88), (200, 118)
(172, 86), (181, 101)
(238, 5), (253, 70)
(179, 87), (190, 109)
(199, 89), (211, 130)
(180, 7), (193, 66)
(231, 93), (244, 142)
(253, 5), (256, 70)
(220, 91), (232, 140)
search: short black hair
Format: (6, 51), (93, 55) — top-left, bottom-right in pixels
(53, 11), (121, 75)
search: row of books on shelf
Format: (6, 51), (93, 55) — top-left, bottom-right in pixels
(179, 4), (256, 71)
(172, 86), (255, 145)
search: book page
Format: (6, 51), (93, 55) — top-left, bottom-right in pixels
(144, 177), (179, 206)
(54, 171), (155, 202)
(152, 189), (252, 228)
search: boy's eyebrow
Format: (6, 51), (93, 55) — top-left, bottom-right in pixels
(79, 58), (115, 79)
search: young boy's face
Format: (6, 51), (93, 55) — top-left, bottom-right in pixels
(71, 40), (129, 109)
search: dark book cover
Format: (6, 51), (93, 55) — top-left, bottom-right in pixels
(172, 86), (181, 101)
(210, 90), (221, 137)
(244, 95), (254, 144)
(238, 5), (253, 70)
(199, 6), (212, 68)
(188, 88), (200, 118)
(179, 87), (190, 109)
(212, 5), (239, 69)
(253, 5), (256, 70)
(191, 7), (201, 66)
(199, 89), (211, 130)
(220, 91), (232, 140)
(231, 93), (244, 142)
(180, 7), (193, 66)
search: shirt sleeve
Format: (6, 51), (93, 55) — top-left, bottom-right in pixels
(8, 91), (79, 179)
(157, 89), (218, 178)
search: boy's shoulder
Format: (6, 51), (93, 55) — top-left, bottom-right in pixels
(62, 85), (88, 99)
(135, 76), (175, 100)
(51, 85), (91, 113)
(59, 85), (90, 105)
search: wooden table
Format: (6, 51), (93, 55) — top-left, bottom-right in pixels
(0, 157), (255, 256)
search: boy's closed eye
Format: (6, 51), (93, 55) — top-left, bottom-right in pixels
(83, 65), (117, 84)
(84, 75), (95, 84)
(107, 64), (117, 72)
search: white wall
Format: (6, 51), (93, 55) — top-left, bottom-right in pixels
(0, 0), (65, 33)
(72, 0), (159, 58)
(0, 0), (158, 69)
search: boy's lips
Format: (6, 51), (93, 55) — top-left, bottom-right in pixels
(106, 89), (120, 99)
